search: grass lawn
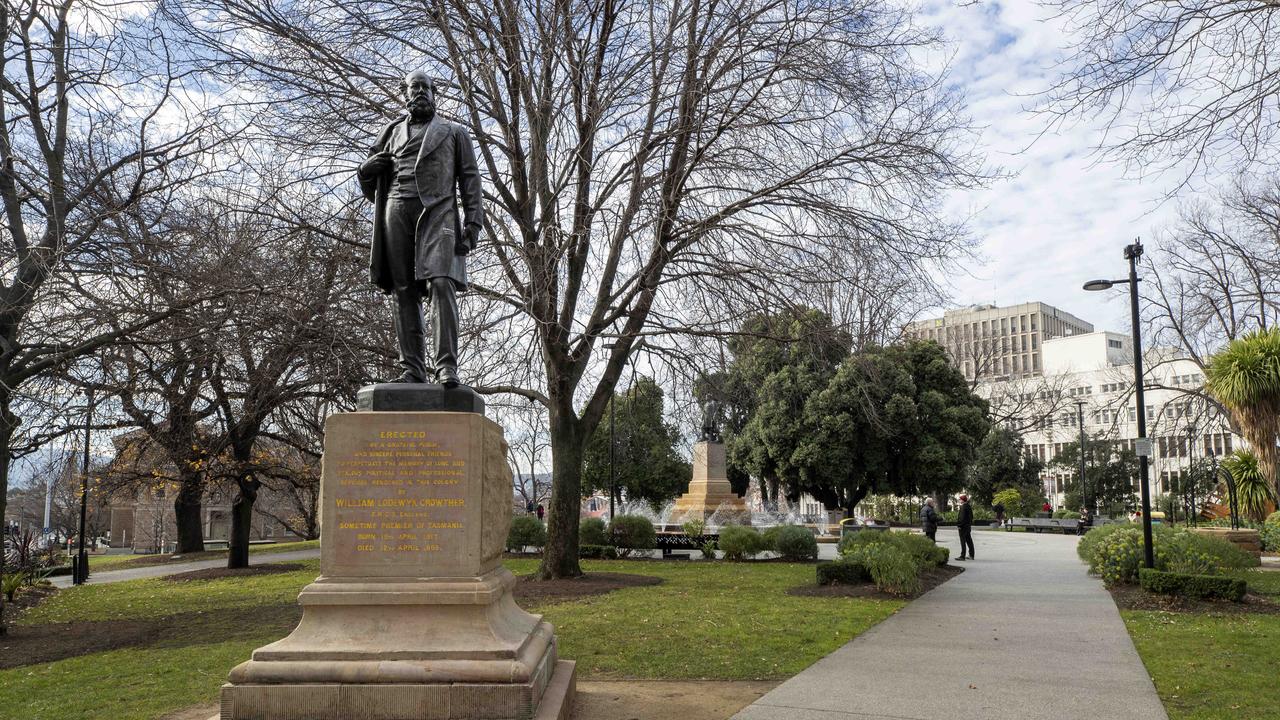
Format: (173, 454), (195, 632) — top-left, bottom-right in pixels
(1123, 610), (1280, 720)
(1122, 569), (1280, 720)
(2, 558), (902, 720)
(88, 540), (320, 570)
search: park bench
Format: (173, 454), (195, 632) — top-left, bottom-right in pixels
(1006, 517), (1086, 534)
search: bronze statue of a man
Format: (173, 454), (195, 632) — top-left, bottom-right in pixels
(358, 71), (483, 387)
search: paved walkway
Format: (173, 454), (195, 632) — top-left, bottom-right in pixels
(50, 548), (320, 588)
(733, 528), (1167, 720)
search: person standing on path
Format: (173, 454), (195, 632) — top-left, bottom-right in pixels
(956, 494), (975, 560)
(920, 498), (940, 542)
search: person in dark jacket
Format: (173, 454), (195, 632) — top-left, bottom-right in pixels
(957, 494), (975, 560)
(920, 498), (940, 542)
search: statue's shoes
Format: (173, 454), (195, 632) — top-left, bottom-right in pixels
(437, 369), (461, 388)
(388, 372), (427, 384)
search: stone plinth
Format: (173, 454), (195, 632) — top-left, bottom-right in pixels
(670, 442), (750, 524)
(217, 412), (574, 720)
(357, 383), (486, 413)
(1189, 527), (1263, 559)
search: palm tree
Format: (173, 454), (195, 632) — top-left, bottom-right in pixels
(1219, 450), (1276, 522)
(1206, 329), (1280, 497)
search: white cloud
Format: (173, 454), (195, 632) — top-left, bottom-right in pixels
(917, 0), (1201, 333)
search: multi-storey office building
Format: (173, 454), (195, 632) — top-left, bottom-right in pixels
(904, 302), (1094, 381)
(978, 329), (1241, 508)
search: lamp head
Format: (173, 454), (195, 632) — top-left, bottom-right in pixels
(1083, 279), (1113, 291)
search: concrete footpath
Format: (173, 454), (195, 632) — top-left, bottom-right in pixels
(733, 528), (1167, 720)
(50, 548), (320, 588)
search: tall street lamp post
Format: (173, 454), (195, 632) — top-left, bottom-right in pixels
(1075, 400), (1089, 515)
(75, 387), (94, 585)
(1185, 424), (1197, 527)
(1084, 240), (1155, 569)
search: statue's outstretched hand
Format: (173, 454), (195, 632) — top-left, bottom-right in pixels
(359, 151), (393, 180)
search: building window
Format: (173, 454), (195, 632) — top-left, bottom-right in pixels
(1108, 339), (1123, 349)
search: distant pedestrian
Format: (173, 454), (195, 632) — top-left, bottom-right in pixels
(920, 498), (940, 542)
(957, 494), (975, 561)
(535, 504), (545, 521)
(1042, 501), (1052, 514)
(1077, 507), (1091, 536)
(993, 502), (1006, 529)
(526, 500), (535, 515)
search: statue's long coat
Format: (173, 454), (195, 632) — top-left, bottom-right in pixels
(360, 115), (484, 292)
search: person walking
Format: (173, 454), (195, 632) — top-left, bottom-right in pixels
(957, 494), (975, 561)
(920, 498), (940, 542)
(992, 501), (1005, 529)
(535, 504), (545, 521)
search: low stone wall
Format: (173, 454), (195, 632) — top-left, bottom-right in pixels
(1188, 527), (1262, 559)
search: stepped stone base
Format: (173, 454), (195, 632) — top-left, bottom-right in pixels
(670, 442), (750, 525)
(215, 411), (573, 719)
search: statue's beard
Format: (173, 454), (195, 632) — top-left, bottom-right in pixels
(408, 97), (435, 120)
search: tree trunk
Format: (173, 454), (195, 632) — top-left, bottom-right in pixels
(0, 397), (17, 635)
(539, 413), (584, 579)
(228, 476), (259, 569)
(843, 485), (870, 519)
(173, 477), (205, 553)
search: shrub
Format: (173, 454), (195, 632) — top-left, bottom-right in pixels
(1, 573), (22, 602)
(506, 516), (546, 552)
(760, 525), (786, 552)
(1139, 568), (1246, 602)
(993, 488), (1023, 514)
(682, 519), (706, 538)
(1053, 509), (1075, 519)
(1262, 512), (1280, 552)
(1179, 530), (1257, 571)
(580, 517), (608, 547)
(1080, 524), (1256, 585)
(579, 544), (619, 560)
(1078, 523), (1131, 563)
(718, 525), (765, 561)
(841, 542), (921, 595)
(610, 515), (656, 557)
(816, 560), (870, 585)
(773, 525), (819, 561)
(700, 539), (718, 560)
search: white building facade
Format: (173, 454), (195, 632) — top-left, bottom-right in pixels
(978, 329), (1241, 508)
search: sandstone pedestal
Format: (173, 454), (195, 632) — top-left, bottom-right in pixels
(216, 410), (574, 720)
(670, 442), (750, 524)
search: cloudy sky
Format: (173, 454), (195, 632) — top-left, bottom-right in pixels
(917, 0), (1193, 335)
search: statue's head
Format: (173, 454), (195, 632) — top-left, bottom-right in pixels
(400, 71), (436, 119)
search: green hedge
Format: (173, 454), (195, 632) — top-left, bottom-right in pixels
(1263, 512), (1280, 552)
(579, 544), (619, 560)
(1078, 523), (1256, 585)
(609, 515), (656, 557)
(579, 517), (608, 546)
(816, 560), (871, 585)
(718, 525), (765, 561)
(1138, 568), (1247, 602)
(506, 516), (546, 552)
(772, 525), (818, 561)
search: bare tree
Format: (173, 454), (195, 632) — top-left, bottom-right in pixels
(1145, 177), (1280, 365)
(0, 0), (223, 631)
(172, 0), (985, 577)
(1043, 0), (1280, 179)
(192, 184), (378, 568)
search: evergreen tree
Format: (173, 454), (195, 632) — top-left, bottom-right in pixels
(582, 378), (691, 509)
